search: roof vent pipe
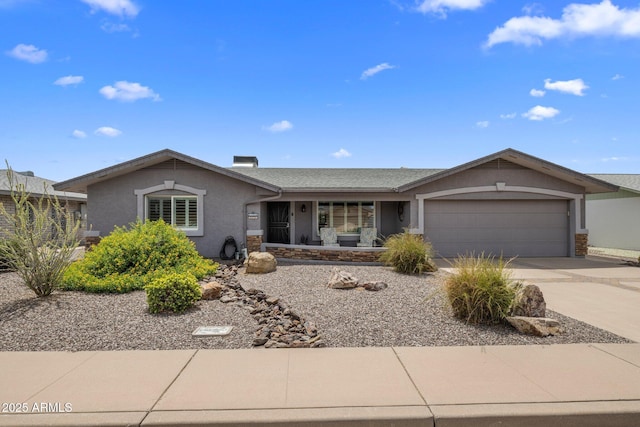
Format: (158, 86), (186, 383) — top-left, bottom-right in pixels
(233, 156), (259, 168)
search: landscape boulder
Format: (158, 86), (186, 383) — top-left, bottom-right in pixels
(327, 269), (359, 289)
(200, 281), (224, 300)
(245, 252), (277, 274)
(510, 284), (546, 318)
(506, 316), (561, 337)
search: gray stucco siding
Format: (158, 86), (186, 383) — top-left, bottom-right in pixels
(85, 165), (271, 258)
(411, 164), (586, 196)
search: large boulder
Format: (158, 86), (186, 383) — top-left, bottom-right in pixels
(511, 284), (546, 318)
(245, 252), (277, 274)
(327, 269), (359, 289)
(506, 316), (561, 337)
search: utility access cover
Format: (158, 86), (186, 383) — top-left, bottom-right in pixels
(192, 326), (233, 336)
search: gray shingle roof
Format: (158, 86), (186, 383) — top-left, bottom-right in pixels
(588, 174), (640, 194)
(0, 169), (86, 201)
(230, 167), (444, 191)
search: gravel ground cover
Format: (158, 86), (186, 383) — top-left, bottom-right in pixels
(0, 262), (630, 351)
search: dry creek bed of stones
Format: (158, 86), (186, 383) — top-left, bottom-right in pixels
(0, 261), (631, 351)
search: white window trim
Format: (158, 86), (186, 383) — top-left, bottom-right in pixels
(316, 201), (375, 236)
(134, 180), (206, 236)
(147, 195), (198, 230)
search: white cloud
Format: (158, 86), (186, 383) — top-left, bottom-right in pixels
(71, 129), (87, 139)
(99, 81), (161, 102)
(81, 0), (139, 17)
(360, 63), (396, 80)
(263, 120), (293, 133)
(500, 112), (517, 119)
(530, 88), (546, 97)
(485, 0), (640, 48)
(54, 75), (84, 86)
(612, 73), (624, 80)
(522, 105), (560, 121)
(522, 3), (545, 16)
(416, 0), (490, 17)
(101, 22), (132, 33)
(6, 43), (47, 63)
(476, 120), (489, 128)
(544, 78), (589, 96)
(332, 148), (352, 159)
(94, 126), (122, 137)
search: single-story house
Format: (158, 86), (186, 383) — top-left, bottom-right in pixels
(0, 169), (87, 234)
(586, 174), (640, 251)
(53, 148), (618, 260)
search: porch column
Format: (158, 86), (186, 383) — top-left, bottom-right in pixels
(246, 230), (263, 253)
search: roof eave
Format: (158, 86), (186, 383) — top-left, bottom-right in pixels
(53, 149), (281, 194)
(397, 148), (619, 194)
(281, 187), (398, 193)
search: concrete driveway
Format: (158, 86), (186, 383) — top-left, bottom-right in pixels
(507, 256), (640, 342)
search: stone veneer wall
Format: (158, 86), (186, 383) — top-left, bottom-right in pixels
(247, 235), (263, 253)
(575, 233), (588, 257)
(264, 245), (385, 263)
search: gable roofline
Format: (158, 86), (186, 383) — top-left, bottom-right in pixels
(396, 148), (619, 194)
(52, 149), (281, 194)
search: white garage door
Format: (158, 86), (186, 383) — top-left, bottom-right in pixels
(425, 200), (569, 258)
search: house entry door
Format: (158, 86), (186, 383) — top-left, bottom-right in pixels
(267, 202), (290, 244)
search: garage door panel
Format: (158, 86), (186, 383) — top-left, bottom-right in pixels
(425, 200), (569, 258)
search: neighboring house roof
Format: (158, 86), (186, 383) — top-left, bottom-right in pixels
(230, 167), (443, 192)
(0, 169), (86, 202)
(587, 174), (640, 195)
(53, 149), (281, 194)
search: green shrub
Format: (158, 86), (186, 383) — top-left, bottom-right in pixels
(379, 230), (437, 274)
(145, 272), (202, 314)
(444, 253), (520, 324)
(61, 220), (217, 293)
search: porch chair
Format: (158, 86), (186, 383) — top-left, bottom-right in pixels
(357, 227), (378, 247)
(320, 227), (340, 247)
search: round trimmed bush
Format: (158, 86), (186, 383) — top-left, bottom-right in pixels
(145, 272), (202, 314)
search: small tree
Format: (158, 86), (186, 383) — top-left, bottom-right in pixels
(0, 167), (81, 297)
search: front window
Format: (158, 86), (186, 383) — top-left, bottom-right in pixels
(318, 201), (374, 234)
(147, 196), (198, 229)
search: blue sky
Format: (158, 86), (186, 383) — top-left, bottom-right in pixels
(1, 0), (639, 181)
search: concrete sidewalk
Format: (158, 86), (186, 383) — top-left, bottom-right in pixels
(1, 344), (640, 426)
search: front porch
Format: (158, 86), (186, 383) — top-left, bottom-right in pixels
(261, 243), (386, 263)
(243, 199), (407, 262)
